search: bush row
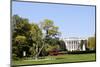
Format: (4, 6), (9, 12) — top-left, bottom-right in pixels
(67, 50), (96, 54)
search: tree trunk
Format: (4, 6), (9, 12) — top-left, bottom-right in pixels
(34, 41), (45, 60)
(35, 43), (38, 60)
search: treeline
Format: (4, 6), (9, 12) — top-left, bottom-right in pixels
(12, 15), (66, 60)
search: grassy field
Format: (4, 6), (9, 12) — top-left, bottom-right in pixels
(12, 53), (96, 66)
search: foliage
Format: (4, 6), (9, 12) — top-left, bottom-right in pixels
(12, 15), (32, 59)
(87, 36), (96, 50)
(12, 15), (64, 60)
(40, 19), (61, 38)
(15, 35), (26, 44)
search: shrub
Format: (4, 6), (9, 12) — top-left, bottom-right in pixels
(12, 54), (20, 60)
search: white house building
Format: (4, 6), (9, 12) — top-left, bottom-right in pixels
(61, 37), (87, 51)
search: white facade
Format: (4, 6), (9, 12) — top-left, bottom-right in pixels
(62, 37), (87, 51)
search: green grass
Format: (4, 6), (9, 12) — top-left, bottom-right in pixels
(12, 53), (96, 66)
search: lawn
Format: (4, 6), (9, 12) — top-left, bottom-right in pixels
(12, 53), (96, 66)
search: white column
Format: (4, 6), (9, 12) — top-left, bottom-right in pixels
(74, 42), (75, 50)
(72, 41), (74, 51)
(74, 41), (76, 50)
(71, 40), (74, 50)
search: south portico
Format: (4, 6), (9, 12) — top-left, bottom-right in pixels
(61, 37), (87, 51)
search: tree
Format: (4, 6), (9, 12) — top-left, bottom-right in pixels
(58, 40), (67, 51)
(29, 23), (43, 60)
(12, 15), (64, 60)
(15, 35), (26, 44)
(40, 19), (53, 36)
(40, 19), (62, 55)
(15, 35), (27, 58)
(12, 15), (31, 38)
(48, 26), (61, 38)
(40, 19), (61, 38)
(12, 15), (32, 59)
(88, 36), (96, 50)
(12, 15), (45, 59)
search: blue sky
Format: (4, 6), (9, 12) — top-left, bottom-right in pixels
(12, 1), (95, 38)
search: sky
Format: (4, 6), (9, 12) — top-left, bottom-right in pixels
(12, 1), (96, 38)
